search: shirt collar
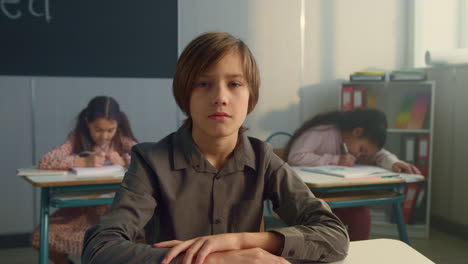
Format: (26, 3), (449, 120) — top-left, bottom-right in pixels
(172, 126), (257, 174)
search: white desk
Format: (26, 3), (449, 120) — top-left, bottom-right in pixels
(332, 239), (434, 263)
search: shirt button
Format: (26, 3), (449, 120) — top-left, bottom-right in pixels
(288, 250), (295, 256)
(215, 174), (221, 180)
(320, 254), (326, 259)
(214, 218), (222, 224)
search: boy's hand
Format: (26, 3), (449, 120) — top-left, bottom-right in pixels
(155, 232), (284, 264)
(155, 233), (242, 264)
(392, 161), (421, 174)
(107, 151), (125, 166)
(204, 248), (291, 264)
(338, 153), (356, 167)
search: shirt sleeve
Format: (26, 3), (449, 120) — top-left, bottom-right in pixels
(82, 145), (174, 264)
(357, 148), (400, 170)
(287, 129), (340, 166)
(37, 139), (77, 170)
(265, 155), (349, 262)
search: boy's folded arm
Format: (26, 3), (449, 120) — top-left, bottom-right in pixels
(82, 145), (163, 263)
(266, 161), (349, 262)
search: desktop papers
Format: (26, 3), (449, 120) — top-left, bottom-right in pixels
(299, 165), (424, 182)
(301, 165), (400, 179)
(70, 165), (125, 177)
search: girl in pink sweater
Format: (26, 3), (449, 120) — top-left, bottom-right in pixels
(31, 96), (138, 264)
(285, 109), (419, 241)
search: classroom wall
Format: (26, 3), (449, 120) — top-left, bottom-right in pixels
(0, 0), (411, 235)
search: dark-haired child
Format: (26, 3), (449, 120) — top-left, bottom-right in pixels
(31, 96), (138, 264)
(285, 109), (420, 241)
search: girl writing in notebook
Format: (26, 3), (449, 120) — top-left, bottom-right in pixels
(284, 108), (420, 241)
(31, 96), (138, 264)
(82, 32), (349, 264)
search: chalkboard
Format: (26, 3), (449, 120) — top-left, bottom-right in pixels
(0, 0), (177, 78)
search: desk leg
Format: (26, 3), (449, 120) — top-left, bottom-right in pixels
(39, 187), (50, 264)
(392, 201), (410, 245)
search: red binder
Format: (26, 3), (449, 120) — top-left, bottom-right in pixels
(341, 86), (354, 110)
(352, 86), (366, 108)
(416, 135), (430, 177)
(402, 183), (420, 223)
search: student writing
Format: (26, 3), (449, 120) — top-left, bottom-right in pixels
(284, 108), (420, 241)
(82, 32), (349, 264)
(31, 96), (138, 264)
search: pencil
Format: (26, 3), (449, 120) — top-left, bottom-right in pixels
(342, 142), (349, 153)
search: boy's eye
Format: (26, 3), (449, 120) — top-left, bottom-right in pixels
(197, 82), (209, 88)
(230, 82), (242, 87)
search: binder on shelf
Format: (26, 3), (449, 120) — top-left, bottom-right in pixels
(402, 183), (420, 224)
(409, 186), (427, 225)
(401, 135), (416, 163)
(394, 93), (416, 129)
(416, 135), (430, 177)
(366, 91), (377, 109)
(353, 86), (366, 108)
(341, 86), (354, 110)
(407, 93), (430, 129)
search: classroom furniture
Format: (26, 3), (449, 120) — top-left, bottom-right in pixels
(340, 80), (434, 238)
(327, 238), (434, 264)
(21, 173), (123, 264)
(294, 168), (411, 244)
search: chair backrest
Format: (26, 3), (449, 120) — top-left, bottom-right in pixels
(265, 131), (292, 161)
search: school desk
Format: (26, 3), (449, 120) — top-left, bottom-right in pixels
(329, 238), (433, 264)
(21, 173), (123, 264)
(293, 167), (414, 244)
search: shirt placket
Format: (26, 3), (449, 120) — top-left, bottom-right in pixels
(211, 172), (226, 234)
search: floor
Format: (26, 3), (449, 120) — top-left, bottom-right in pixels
(1, 228), (467, 263)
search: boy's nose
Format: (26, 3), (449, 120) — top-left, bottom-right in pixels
(212, 85), (228, 106)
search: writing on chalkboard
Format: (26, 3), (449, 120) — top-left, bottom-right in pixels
(1, 0), (51, 22)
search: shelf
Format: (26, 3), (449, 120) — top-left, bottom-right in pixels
(387, 129), (431, 134)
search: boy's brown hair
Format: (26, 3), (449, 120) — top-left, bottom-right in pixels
(173, 32), (260, 126)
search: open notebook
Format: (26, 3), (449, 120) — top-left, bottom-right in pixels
(70, 165), (126, 177)
(300, 165), (419, 180)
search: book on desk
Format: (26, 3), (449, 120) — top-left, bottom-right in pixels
(298, 165), (424, 182)
(17, 165), (126, 178)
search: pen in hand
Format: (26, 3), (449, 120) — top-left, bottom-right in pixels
(339, 142), (355, 167)
(342, 142), (349, 153)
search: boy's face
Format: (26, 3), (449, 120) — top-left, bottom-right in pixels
(189, 51), (250, 140)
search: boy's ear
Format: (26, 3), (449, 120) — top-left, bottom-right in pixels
(352, 127), (364, 137)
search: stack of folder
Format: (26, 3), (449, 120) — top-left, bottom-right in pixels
(349, 71), (386, 81)
(390, 69), (427, 81)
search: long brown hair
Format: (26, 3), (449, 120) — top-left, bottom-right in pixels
(70, 96), (138, 154)
(283, 109), (388, 160)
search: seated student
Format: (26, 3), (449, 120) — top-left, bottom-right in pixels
(284, 108), (420, 241)
(31, 96), (138, 264)
(82, 32), (349, 264)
